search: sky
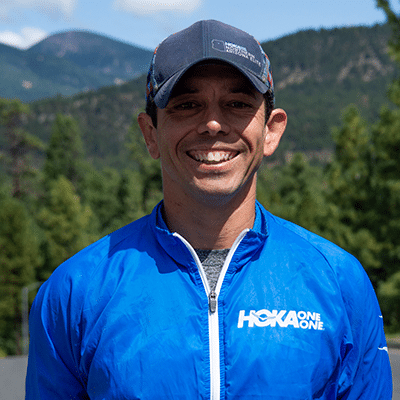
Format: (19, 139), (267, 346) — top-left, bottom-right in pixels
(0, 0), (399, 51)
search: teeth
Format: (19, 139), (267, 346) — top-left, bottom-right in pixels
(190, 151), (235, 163)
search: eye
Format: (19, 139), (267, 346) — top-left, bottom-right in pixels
(173, 101), (198, 110)
(228, 101), (252, 109)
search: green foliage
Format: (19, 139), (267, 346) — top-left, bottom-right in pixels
(37, 176), (99, 280)
(370, 1), (400, 323)
(80, 113), (162, 237)
(1, 12), (400, 354)
(324, 106), (383, 282)
(0, 196), (41, 354)
(81, 167), (121, 234)
(370, 100), (400, 280)
(125, 113), (163, 213)
(377, 0), (400, 65)
(378, 271), (400, 332)
(22, 75), (147, 169)
(80, 166), (150, 235)
(0, 99), (44, 200)
(258, 154), (329, 236)
(44, 113), (85, 188)
(0, 98), (29, 123)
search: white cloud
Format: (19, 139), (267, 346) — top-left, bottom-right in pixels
(0, 27), (48, 49)
(112, 0), (202, 15)
(0, 0), (77, 20)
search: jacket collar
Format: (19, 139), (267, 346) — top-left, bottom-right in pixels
(149, 201), (269, 270)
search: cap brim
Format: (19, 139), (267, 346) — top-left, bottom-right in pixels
(153, 58), (270, 109)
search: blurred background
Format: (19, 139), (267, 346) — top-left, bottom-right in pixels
(0, 0), (400, 397)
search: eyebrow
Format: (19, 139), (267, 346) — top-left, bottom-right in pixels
(170, 86), (198, 99)
(230, 84), (259, 99)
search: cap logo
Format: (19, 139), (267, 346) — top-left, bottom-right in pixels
(211, 39), (261, 68)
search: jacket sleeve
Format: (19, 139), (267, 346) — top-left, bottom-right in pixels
(337, 259), (392, 399)
(25, 271), (89, 399)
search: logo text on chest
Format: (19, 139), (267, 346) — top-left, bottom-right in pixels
(237, 309), (324, 330)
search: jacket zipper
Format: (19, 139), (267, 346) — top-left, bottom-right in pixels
(209, 291), (217, 313)
(174, 230), (250, 400)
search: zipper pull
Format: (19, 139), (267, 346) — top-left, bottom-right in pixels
(209, 291), (217, 313)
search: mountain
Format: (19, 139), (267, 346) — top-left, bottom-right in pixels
(3, 23), (399, 169)
(262, 23), (397, 152)
(0, 30), (153, 102)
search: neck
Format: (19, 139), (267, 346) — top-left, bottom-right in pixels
(162, 182), (257, 250)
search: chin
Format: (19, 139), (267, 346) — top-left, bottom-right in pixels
(191, 183), (252, 207)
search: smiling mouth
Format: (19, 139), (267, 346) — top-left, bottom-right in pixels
(187, 151), (238, 164)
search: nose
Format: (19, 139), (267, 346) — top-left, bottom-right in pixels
(197, 106), (230, 136)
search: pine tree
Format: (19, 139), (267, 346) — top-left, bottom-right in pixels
(125, 113), (162, 213)
(372, 2), (400, 329)
(0, 195), (41, 354)
(0, 99), (44, 200)
(378, 271), (400, 332)
(43, 113), (85, 190)
(37, 176), (98, 280)
(377, 0), (400, 65)
(258, 154), (330, 237)
(82, 167), (122, 234)
(371, 98), (400, 280)
(325, 106), (383, 284)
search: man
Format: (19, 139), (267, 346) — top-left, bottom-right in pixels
(26, 20), (392, 399)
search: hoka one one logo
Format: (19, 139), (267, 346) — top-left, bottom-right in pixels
(237, 309), (324, 330)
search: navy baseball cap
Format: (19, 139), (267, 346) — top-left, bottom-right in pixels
(146, 20), (274, 109)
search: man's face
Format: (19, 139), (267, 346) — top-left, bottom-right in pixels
(142, 63), (277, 206)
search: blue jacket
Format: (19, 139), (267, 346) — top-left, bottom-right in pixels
(26, 201), (392, 399)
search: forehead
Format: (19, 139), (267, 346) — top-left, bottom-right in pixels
(170, 63), (259, 98)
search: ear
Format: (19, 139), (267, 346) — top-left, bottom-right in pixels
(137, 112), (160, 160)
(263, 108), (287, 157)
